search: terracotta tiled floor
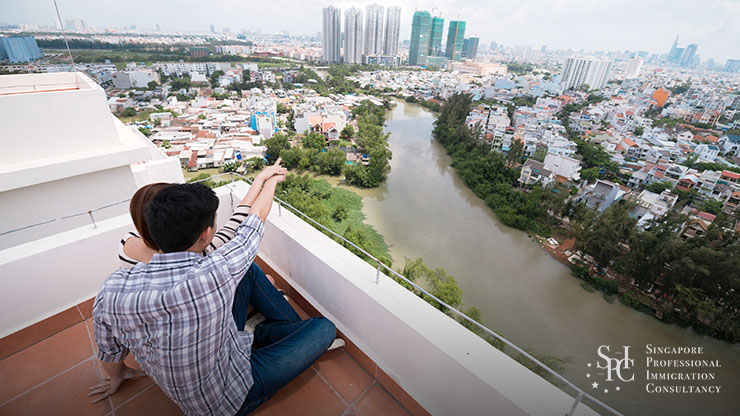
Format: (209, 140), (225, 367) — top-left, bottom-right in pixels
(0, 299), (413, 416)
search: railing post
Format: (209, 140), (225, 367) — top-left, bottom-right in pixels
(566, 391), (584, 416)
(375, 261), (381, 284)
(87, 210), (97, 229)
(278, 201), (282, 217)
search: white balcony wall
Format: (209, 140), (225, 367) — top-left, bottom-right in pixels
(0, 72), (184, 250)
(0, 185), (236, 338)
(0, 72), (117, 163)
(227, 182), (598, 416)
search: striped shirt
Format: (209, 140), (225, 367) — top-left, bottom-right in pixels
(118, 205), (252, 269)
(94, 213), (264, 416)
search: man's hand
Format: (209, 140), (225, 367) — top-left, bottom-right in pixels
(88, 365), (145, 403)
(257, 158), (287, 182)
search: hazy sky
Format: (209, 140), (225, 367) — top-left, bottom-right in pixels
(2, 0), (739, 62)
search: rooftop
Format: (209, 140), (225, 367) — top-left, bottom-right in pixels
(0, 259), (420, 416)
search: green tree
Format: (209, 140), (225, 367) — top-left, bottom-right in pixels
(332, 205), (348, 222)
(580, 167), (600, 183)
(138, 127), (151, 137)
(263, 133), (291, 164)
(633, 126), (644, 136)
(147, 80), (158, 90)
(340, 124), (355, 140)
(161, 139), (171, 149)
(303, 132), (326, 150)
(170, 76), (191, 90)
(222, 160), (240, 173)
(506, 139), (524, 167)
(577, 201), (637, 269)
(245, 157), (266, 172)
(645, 181), (673, 193)
(697, 199), (723, 215)
(121, 107), (137, 117)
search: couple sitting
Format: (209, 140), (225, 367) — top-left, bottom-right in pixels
(89, 160), (341, 415)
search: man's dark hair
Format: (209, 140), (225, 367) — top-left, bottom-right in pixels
(144, 183), (219, 252)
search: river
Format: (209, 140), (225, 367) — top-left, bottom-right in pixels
(332, 100), (740, 415)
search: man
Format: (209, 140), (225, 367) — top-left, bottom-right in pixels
(89, 162), (337, 415)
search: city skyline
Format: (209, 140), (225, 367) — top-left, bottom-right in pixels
(2, 0), (739, 63)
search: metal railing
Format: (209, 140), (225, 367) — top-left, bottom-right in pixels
(1, 171), (622, 416)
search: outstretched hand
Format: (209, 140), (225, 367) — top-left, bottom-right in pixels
(88, 366), (145, 403)
(257, 158), (287, 182)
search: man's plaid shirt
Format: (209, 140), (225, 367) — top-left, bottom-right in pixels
(93, 214), (264, 416)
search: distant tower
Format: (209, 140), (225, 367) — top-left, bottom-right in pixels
(462, 37), (479, 60)
(445, 21), (466, 61)
(561, 56), (614, 90)
(429, 17), (444, 57)
(344, 7), (364, 64)
(625, 56), (643, 79)
(383, 7), (401, 56)
(210, 24), (215, 34)
(680, 44), (698, 67)
(322, 6), (342, 63)
(364, 4), (385, 56)
(408, 10), (432, 66)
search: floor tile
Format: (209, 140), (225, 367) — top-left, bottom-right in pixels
(0, 306), (83, 360)
(343, 340), (376, 379)
(77, 298), (95, 320)
(0, 322), (92, 404)
(375, 368), (429, 416)
(314, 350), (373, 404)
(0, 359), (111, 416)
(354, 384), (409, 416)
(253, 367), (347, 416)
(114, 385), (183, 416)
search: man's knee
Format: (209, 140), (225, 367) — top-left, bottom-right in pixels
(312, 317), (336, 344)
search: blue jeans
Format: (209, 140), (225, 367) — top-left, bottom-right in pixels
(234, 263), (336, 415)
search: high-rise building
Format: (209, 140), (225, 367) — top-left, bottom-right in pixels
(624, 56), (643, 79)
(383, 7), (401, 56)
(428, 17), (444, 57)
(680, 44), (698, 67)
(408, 10), (432, 66)
(444, 21), (466, 61)
(344, 7), (364, 64)
(0, 36), (43, 63)
(724, 59), (740, 73)
(210, 24), (215, 34)
(64, 18), (88, 32)
(560, 56), (614, 90)
(322, 6), (342, 63)
(666, 35), (685, 64)
(462, 37), (479, 60)
(364, 4), (384, 56)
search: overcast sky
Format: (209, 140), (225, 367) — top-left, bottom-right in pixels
(2, 0), (739, 62)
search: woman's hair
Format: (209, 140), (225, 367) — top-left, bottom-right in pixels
(129, 182), (171, 250)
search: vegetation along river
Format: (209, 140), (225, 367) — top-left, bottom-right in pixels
(332, 100), (740, 415)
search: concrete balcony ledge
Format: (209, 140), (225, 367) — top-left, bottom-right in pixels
(226, 181), (599, 416)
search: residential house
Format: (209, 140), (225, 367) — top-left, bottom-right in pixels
(633, 189), (678, 228)
(519, 159), (554, 186)
(719, 134), (740, 157)
(543, 153), (581, 182)
(724, 190), (740, 215)
(578, 179), (624, 213)
(693, 143), (719, 162)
